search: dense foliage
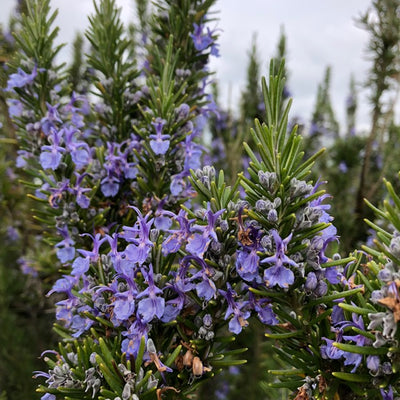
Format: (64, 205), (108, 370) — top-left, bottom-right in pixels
(2, 1), (400, 399)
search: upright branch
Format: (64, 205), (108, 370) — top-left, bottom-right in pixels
(308, 66), (339, 155)
(68, 33), (85, 93)
(355, 0), (400, 242)
(271, 26), (290, 113)
(345, 74), (358, 137)
(240, 34), (263, 125)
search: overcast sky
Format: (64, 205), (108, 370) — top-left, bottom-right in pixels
(1, 0), (374, 131)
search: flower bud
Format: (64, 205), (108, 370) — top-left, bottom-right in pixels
(267, 209), (278, 222)
(305, 272), (317, 291)
(258, 171), (276, 191)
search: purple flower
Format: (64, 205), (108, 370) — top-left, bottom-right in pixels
(185, 255), (217, 301)
(39, 149), (63, 170)
(161, 262), (194, 322)
(342, 350), (363, 373)
(331, 304), (345, 325)
(249, 294), (278, 325)
(155, 214), (172, 231)
(261, 230), (297, 289)
(101, 176), (120, 197)
(55, 227), (75, 263)
(7, 99), (23, 118)
(183, 133), (204, 171)
(201, 94), (220, 118)
(256, 303), (278, 325)
(161, 295), (185, 323)
(186, 204), (224, 257)
(100, 141), (133, 197)
(136, 265), (165, 323)
(41, 394), (56, 400)
(323, 313), (372, 373)
(380, 386), (394, 400)
(186, 233), (209, 256)
(122, 319), (149, 358)
(71, 233), (107, 277)
(39, 128), (65, 170)
(170, 173), (186, 196)
(64, 126), (91, 168)
(339, 314), (371, 372)
(162, 210), (194, 255)
(190, 23), (213, 51)
(195, 271), (217, 300)
(77, 233), (107, 262)
(56, 247), (75, 263)
(338, 161), (348, 173)
(325, 266), (343, 285)
(48, 179), (70, 208)
(6, 65), (37, 91)
(6, 226), (19, 242)
(190, 23), (219, 55)
(236, 247), (260, 282)
(219, 283), (250, 334)
(17, 257), (38, 277)
(69, 173), (91, 209)
(176, 103), (190, 120)
(309, 184), (338, 242)
(33, 370), (51, 380)
(71, 256), (90, 277)
(47, 275), (77, 297)
(263, 264), (294, 289)
(123, 207), (154, 265)
(112, 287), (137, 325)
(106, 233), (125, 275)
(305, 272), (318, 291)
(70, 309), (94, 337)
(55, 297), (78, 326)
(63, 92), (90, 119)
(321, 337), (344, 360)
(40, 103), (63, 135)
(123, 162), (138, 179)
(16, 149), (31, 168)
(149, 118), (170, 155)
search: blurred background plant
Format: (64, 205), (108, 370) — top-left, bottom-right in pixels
(209, 0), (400, 256)
(307, 0), (400, 254)
(0, 1), (57, 398)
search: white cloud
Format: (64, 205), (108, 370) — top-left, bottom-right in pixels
(209, 0), (372, 131)
(0, 0), (381, 132)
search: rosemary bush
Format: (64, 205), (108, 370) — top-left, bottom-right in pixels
(3, 1), (400, 399)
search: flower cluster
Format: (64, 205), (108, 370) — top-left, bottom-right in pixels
(236, 178), (338, 295)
